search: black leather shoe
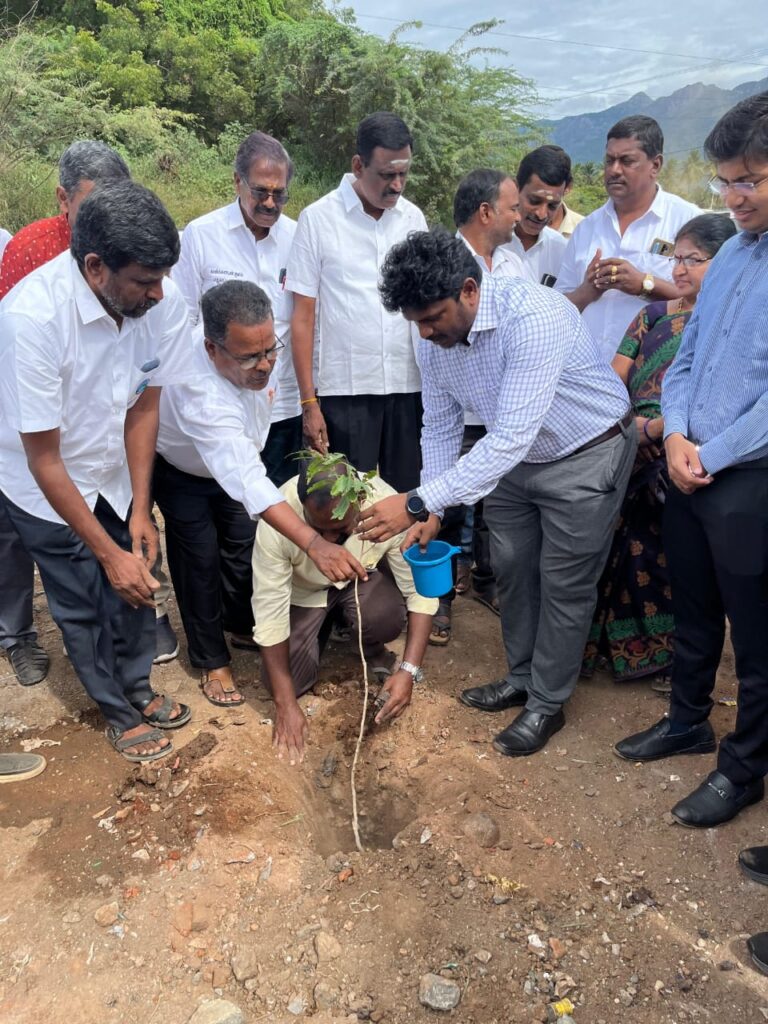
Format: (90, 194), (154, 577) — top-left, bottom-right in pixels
(459, 678), (527, 712)
(748, 932), (768, 976)
(492, 708), (565, 757)
(671, 770), (764, 828)
(614, 716), (716, 762)
(739, 846), (768, 886)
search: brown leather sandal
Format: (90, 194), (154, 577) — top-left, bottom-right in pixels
(200, 668), (246, 708)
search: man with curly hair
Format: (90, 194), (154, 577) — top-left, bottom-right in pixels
(359, 227), (636, 757)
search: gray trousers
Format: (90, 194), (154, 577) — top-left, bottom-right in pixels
(0, 500), (36, 650)
(0, 491), (156, 731)
(485, 425), (636, 715)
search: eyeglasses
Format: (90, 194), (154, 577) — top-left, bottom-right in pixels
(218, 338), (284, 370)
(667, 255), (711, 268)
(243, 185), (290, 206)
(708, 174), (768, 197)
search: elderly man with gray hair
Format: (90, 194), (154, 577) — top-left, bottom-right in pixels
(173, 130), (302, 490)
(0, 139), (133, 688)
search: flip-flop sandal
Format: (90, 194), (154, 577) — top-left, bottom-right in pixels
(429, 603), (452, 646)
(455, 564), (472, 595)
(106, 725), (172, 763)
(135, 694), (191, 730)
(473, 592), (500, 616)
(200, 670), (246, 708)
(229, 634), (260, 652)
(0, 752), (47, 783)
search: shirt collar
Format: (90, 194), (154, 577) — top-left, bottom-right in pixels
(467, 276), (498, 345)
(339, 172), (404, 217)
(70, 255), (116, 328)
(604, 183), (666, 224)
(227, 199), (281, 244)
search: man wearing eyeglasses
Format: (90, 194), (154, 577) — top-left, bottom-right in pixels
(615, 91), (768, 829)
(173, 131), (302, 488)
(556, 115), (699, 362)
(155, 280), (366, 708)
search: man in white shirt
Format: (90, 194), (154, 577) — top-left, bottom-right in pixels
(156, 280), (365, 708)
(173, 131), (301, 487)
(556, 115), (700, 362)
(288, 112), (428, 492)
(504, 146), (570, 287)
(0, 182), (192, 763)
(430, 168), (523, 645)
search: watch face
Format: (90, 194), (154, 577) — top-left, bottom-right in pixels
(407, 494), (425, 515)
(643, 274), (654, 292)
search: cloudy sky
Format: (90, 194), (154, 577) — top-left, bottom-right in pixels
(345, 3), (768, 118)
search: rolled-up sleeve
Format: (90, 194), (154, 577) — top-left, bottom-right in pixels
(252, 521), (296, 646)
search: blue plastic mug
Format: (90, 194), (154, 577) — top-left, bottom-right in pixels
(403, 540), (462, 598)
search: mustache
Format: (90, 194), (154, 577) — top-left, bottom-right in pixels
(252, 205), (279, 217)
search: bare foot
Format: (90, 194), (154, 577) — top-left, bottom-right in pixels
(118, 723), (171, 758)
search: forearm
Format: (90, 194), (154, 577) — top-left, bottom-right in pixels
(565, 282), (599, 312)
(647, 277), (678, 301)
(124, 388), (160, 518)
(260, 641), (299, 709)
(260, 500), (317, 552)
(291, 298), (317, 400)
(401, 612), (433, 668)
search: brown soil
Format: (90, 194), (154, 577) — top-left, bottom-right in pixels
(1, 580), (767, 1024)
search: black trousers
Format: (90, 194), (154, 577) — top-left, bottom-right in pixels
(666, 460), (768, 784)
(0, 491), (156, 731)
(321, 392), (423, 493)
(262, 414), (303, 488)
(153, 455), (256, 670)
(437, 424), (495, 604)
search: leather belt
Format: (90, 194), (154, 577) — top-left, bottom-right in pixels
(570, 410), (634, 457)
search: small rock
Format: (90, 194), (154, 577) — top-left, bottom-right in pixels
(94, 901), (120, 927)
(187, 999), (244, 1024)
(314, 930), (342, 962)
(230, 948), (260, 983)
(474, 949), (492, 964)
(171, 780), (190, 798)
(419, 973), (461, 1011)
(62, 910), (82, 925)
(549, 937), (567, 960)
(585, 788), (597, 798)
(131, 848), (150, 861)
(718, 960), (736, 972)
(314, 980), (341, 1010)
(462, 811), (500, 848)
(287, 994), (306, 1015)
(326, 851), (347, 873)
(528, 933), (545, 950)
(96, 874), (113, 888)
(338, 867), (354, 882)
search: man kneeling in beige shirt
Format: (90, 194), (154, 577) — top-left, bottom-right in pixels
(252, 464), (437, 762)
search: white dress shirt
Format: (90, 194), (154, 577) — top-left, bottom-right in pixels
(0, 228), (11, 262)
(157, 339), (283, 518)
(172, 200), (299, 423)
(555, 186), (700, 362)
(286, 173), (427, 396)
(0, 252), (192, 524)
(457, 230), (524, 426)
(503, 226), (568, 286)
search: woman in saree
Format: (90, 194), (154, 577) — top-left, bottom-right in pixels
(583, 213), (736, 687)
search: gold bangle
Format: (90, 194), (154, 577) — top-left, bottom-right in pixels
(300, 396), (318, 407)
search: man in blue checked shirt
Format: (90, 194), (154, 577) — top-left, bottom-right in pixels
(616, 91), (768, 829)
(359, 227), (636, 757)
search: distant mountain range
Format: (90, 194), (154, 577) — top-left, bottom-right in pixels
(543, 76), (768, 164)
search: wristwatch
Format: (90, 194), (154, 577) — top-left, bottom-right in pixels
(399, 661), (424, 684)
(405, 489), (429, 523)
(641, 273), (654, 296)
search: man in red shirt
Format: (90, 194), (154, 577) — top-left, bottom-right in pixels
(0, 141), (179, 685)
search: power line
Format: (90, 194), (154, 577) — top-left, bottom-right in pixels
(352, 12), (768, 67)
